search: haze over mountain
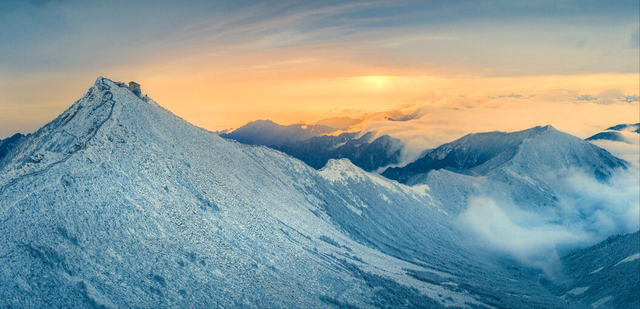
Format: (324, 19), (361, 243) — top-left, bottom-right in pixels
(0, 78), (637, 308)
(587, 123), (640, 143)
(586, 123), (640, 168)
(218, 119), (338, 147)
(219, 119), (407, 172)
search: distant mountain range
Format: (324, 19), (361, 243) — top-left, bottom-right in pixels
(219, 119), (338, 146)
(0, 77), (637, 308)
(221, 121), (405, 172)
(586, 123), (640, 143)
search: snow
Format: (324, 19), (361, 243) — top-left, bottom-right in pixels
(0, 77), (634, 308)
(0, 78), (490, 308)
(589, 267), (603, 274)
(591, 296), (612, 308)
(614, 253), (640, 266)
(567, 286), (589, 295)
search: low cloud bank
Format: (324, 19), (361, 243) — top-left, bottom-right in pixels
(590, 131), (640, 168)
(344, 95), (638, 168)
(457, 167), (640, 276)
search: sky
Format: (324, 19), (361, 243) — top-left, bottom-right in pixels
(0, 0), (638, 140)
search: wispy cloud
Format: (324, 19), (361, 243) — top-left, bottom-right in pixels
(621, 95), (639, 103)
(0, 1), (638, 138)
(576, 94), (598, 101)
(575, 89), (640, 105)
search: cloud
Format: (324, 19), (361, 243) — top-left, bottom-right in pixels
(598, 89), (633, 105)
(589, 132), (640, 168)
(575, 90), (639, 105)
(575, 94), (598, 101)
(487, 93), (528, 99)
(456, 167), (640, 276)
(621, 95), (639, 103)
(341, 86), (639, 170)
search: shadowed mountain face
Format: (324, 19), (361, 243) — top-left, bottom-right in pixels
(542, 231), (640, 309)
(606, 123), (640, 133)
(221, 123), (404, 172)
(0, 133), (24, 162)
(586, 123), (640, 143)
(274, 132), (403, 172)
(586, 131), (627, 142)
(0, 77), (636, 308)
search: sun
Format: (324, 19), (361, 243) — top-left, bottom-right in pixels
(356, 76), (396, 88)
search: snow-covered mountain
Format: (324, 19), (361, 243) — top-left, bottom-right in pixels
(274, 132), (403, 172)
(0, 78), (522, 308)
(585, 123), (640, 168)
(542, 231), (639, 309)
(0, 77), (636, 308)
(586, 123), (640, 143)
(383, 126), (625, 182)
(382, 126), (627, 213)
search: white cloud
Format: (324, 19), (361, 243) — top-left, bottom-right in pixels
(456, 167), (640, 275)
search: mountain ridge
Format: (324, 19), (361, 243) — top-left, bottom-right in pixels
(383, 125), (625, 182)
(0, 77), (635, 308)
(0, 77), (506, 308)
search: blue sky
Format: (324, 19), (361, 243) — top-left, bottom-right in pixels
(0, 0), (638, 138)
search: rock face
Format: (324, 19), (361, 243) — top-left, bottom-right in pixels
(0, 77), (636, 308)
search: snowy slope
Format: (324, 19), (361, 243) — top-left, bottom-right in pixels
(2, 77), (634, 308)
(1, 77), (571, 308)
(542, 231), (640, 309)
(382, 126), (627, 213)
(383, 126), (625, 182)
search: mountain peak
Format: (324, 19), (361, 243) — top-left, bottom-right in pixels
(382, 125), (625, 184)
(0, 77), (159, 185)
(321, 158), (359, 171)
(319, 158), (372, 183)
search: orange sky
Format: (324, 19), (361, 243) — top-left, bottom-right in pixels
(0, 1), (638, 139)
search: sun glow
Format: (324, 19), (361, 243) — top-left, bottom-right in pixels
(355, 76), (397, 88)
